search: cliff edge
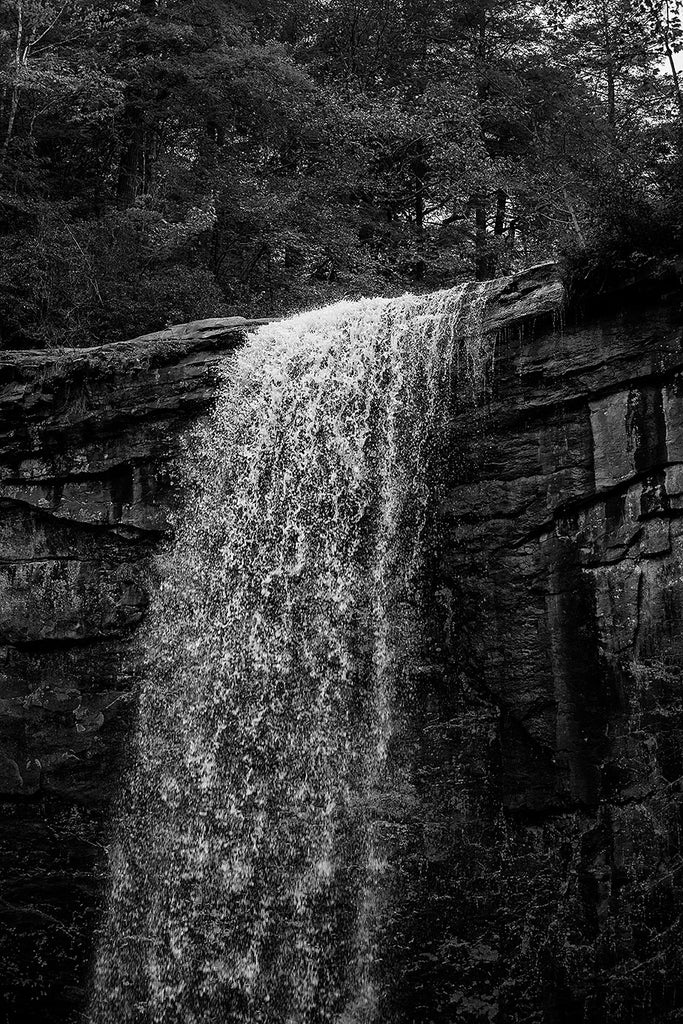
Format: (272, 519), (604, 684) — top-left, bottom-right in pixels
(1, 266), (682, 1023)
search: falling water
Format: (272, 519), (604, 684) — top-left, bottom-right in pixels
(91, 283), (495, 1024)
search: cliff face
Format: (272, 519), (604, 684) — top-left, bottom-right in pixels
(399, 271), (683, 1023)
(1, 271), (682, 1023)
(0, 320), (252, 1022)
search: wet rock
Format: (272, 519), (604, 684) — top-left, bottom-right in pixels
(0, 318), (249, 1023)
(2, 275), (683, 1022)
(426, 280), (683, 1021)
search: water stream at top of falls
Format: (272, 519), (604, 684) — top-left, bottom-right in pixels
(90, 282), (496, 1024)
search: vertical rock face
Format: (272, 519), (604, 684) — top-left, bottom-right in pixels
(416, 280), (683, 1023)
(0, 275), (682, 1023)
(0, 322), (249, 1023)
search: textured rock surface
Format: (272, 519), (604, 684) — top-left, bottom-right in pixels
(410, 273), (683, 1023)
(0, 318), (255, 1023)
(1, 271), (682, 1022)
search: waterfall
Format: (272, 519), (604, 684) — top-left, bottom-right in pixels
(91, 283), (494, 1024)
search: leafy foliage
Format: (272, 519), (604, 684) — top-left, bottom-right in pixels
(0, 0), (681, 347)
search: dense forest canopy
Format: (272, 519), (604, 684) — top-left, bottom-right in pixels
(0, 0), (681, 347)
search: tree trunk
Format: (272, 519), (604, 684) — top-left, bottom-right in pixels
(663, 2), (683, 118)
(411, 141), (426, 229)
(606, 61), (616, 128)
(666, 47), (683, 117)
(473, 195), (493, 280)
(3, 87), (20, 157)
(562, 186), (587, 249)
(116, 111), (145, 208)
(2, 1), (23, 157)
(471, 10), (495, 279)
(600, 1), (617, 128)
(115, 0), (160, 205)
(494, 189), (507, 236)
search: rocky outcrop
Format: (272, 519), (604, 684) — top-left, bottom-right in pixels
(1, 270), (682, 1023)
(0, 318), (259, 1023)
(417, 271), (683, 1023)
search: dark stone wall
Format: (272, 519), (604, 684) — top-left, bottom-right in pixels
(402, 287), (683, 1022)
(0, 321), (250, 1023)
(1, 271), (682, 1023)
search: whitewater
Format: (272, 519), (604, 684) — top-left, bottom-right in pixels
(91, 283), (494, 1024)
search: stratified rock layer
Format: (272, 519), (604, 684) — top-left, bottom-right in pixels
(1, 271), (682, 1023)
(0, 319), (251, 1023)
(400, 274), (683, 1023)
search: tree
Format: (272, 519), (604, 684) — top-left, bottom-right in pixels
(0, 0), (682, 348)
